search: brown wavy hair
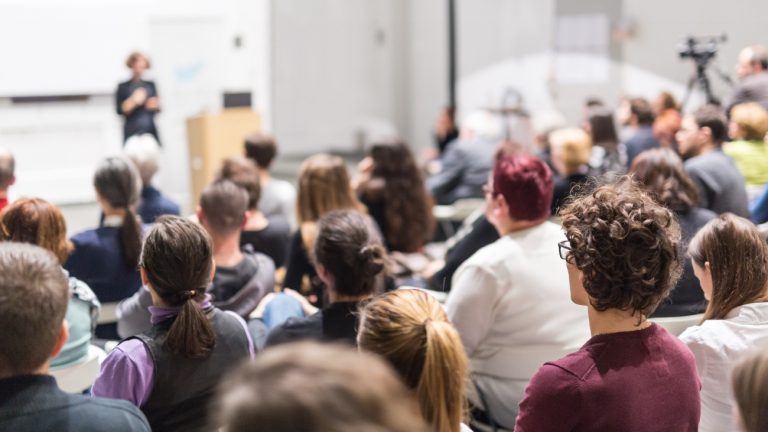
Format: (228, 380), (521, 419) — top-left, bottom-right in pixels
(358, 289), (468, 432)
(560, 178), (682, 316)
(0, 198), (73, 264)
(688, 214), (768, 321)
(630, 148), (700, 212)
(360, 141), (435, 252)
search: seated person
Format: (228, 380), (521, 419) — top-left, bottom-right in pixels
(199, 179), (275, 317)
(724, 102), (768, 199)
(630, 148), (716, 317)
(676, 104), (750, 218)
(549, 127), (593, 214)
(515, 179), (700, 431)
(732, 349), (768, 432)
(217, 156), (290, 268)
(427, 110), (503, 205)
(426, 210), (499, 292)
(446, 154), (590, 429)
(244, 132), (297, 229)
(124, 134), (180, 223)
(1, 198), (100, 368)
(680, 214), (768, 431)
(283, 154), (366, 305)
(622, 97), (660, 166)
(359, 289), (472, 432)
(92, 216), (254, 432)
(354, 140), (435, 253)
(0, 146), (14, 211)
(266, 210), (386, 346)
(116, 180), (276, 337)
(64, 157), (143, 339)
(213, 342), (428, 432)
(0, 243), (149, 431)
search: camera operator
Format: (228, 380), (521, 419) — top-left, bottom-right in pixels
(725, 45), (768, 115)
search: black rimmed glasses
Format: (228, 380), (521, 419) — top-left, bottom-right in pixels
(558, 240), (572, 260)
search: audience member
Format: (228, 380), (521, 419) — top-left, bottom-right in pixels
(679, 214), (768, 432)
(549, 127), (593, 215)
(0, 198), (100, 368)
(283, 154), (365, 303)
(630, 148), (716, 316)
(446, 154), (590, 428)
(244, 132), (297, 228)
(426, 211), (499, 292)
(64, 157), (143, 339)
(652, 91), (682, 148)
(124, 134), (180, 223)
(585, 106), (626, 176)
(0, 243), (149, 431)
(92, 216), (254, 432)
(0, 146), (14, 212)
(266, 210), (386, 346)
(676, 104), (750, 218)
(622, 97), (660, 166)
(724, 102), (768, 198)
(427, 110), (503, 204)
(726, 45), (768, 114)
(358, 289), (471, 432)
(732, 349), (768, 432)
(531, 110), (567, 171)
(214, 342), (428, 432)
(355, 140), (435, 253)
(434, 106), (460, 155)
(217, 156), (290, 268)
(200, 180), (275, 317)
(516, 179), (700, 431)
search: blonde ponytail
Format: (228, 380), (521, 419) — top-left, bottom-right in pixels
(420, 320), (468, 432)
(358, 289), (469, 432)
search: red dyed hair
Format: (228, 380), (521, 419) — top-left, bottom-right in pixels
(492, 155), (553, 221)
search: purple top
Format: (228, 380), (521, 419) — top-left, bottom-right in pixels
(91, 295), (254, 407)
(515, 323), (701, 432)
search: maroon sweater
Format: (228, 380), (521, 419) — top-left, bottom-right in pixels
(515, 323), (700, 432)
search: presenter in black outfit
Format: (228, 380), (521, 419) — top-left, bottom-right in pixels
(116, 52), (160, 143)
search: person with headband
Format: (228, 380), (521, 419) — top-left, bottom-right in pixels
(679, 214), (768, 432)
(358, 289), (471, 432)
(64, 157), (143, 340)
(92, 216), (254, 432)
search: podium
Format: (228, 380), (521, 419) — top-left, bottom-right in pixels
(186, 108), (261, 207)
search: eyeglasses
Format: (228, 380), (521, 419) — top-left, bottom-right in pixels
(558, 240), (572, 260)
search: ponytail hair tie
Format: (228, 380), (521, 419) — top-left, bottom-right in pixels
(184, 290), (197, 299)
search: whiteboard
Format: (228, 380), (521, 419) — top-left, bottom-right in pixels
(0, 0), (151, 96)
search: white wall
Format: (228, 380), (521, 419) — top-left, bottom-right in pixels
(0, 0), (271, 216)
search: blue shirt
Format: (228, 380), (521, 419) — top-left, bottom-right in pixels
(138, 186), (180, 224)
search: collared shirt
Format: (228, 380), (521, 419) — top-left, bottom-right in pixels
(679, 302), (768, 432)
(102, 214), (124, 227)
(91, 295), (254, 407)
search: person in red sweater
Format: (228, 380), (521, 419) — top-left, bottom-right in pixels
(515, 178), (701, 432)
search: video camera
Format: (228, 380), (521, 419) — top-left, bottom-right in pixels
(678, 34), (727, 64)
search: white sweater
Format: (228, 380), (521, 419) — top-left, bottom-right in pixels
(446, 221), (590, 428)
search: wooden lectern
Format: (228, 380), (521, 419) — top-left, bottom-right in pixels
(186, 108), (261, 207)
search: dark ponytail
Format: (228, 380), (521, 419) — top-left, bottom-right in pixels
(314, 210), (388, 297)
(94, 157), (142, 269)
(141, 216), (216, 358)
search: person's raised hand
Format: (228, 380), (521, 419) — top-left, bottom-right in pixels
(145, 97), (160, 111)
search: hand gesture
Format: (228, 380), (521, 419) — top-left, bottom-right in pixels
(131, 87), (148, 105)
